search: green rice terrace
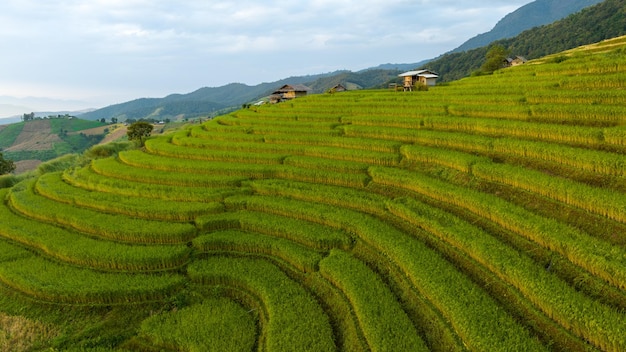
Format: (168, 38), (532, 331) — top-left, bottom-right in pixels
(2, 36), (626, 351)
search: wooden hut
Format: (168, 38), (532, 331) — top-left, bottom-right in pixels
(398, 70), (439, 91)
(269, 84), (311, 103)
(504, 56), (528, 67)
(331, 84), (347, 92)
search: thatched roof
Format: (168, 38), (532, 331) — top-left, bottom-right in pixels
(273, 84), (312, 94)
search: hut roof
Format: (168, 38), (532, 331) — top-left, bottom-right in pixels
(398, 69), (438, 78)
(273, 84), (312, 94)
(505, 56), (528, 63)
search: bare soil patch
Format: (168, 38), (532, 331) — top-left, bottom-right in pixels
(6, 120), (61, 152)
(13, 159), (42, 174)
(74, 125), (110, 136)
(100, 125), (128, 144)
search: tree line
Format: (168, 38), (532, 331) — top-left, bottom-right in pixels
(22, 113), (77, 121)
(0, 152), (15, 175)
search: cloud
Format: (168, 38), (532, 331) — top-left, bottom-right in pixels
(0, 0), (531, 106)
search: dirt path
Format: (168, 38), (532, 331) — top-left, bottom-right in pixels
(6, 120), (61, 151)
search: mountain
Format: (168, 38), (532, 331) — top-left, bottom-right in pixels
(0, 104), (34, 119)
(426, 0), (626, 82)
(79, 71), (350, 122)
(361, 59), (431, 73)
(80, 1), (610, 123)
(0, 96), (93, 119)
(451, 0), (605, 53)
(301, 69), (403, 92)
(78, 95), (228, 122)
(0, 116), (23, 125)
(79, 70), (403, 122)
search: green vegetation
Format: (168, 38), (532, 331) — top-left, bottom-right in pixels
(8, 179), (197, 244)
(319, 249), (428, 351)
(0, 152), (15, 175)
(49, 118), (106, 133)
(188, 256), (337, 351)
(0, 117), (107, 166)
(478, 44), (509, 74)
(1, 36), (626, 351)
(0, 256), (185, 304)
(428, 0), (626, 82)
(0, 123), (24, 150)
(138, 297), (257, 351)
(127, 121), (154, 147)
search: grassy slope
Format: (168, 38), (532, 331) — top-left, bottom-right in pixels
(1, 119), (115, 173)
(1, 36), (626, 351)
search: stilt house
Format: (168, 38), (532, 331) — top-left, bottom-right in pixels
(269, 84), (311, 103)
(398, 70), (439, 91)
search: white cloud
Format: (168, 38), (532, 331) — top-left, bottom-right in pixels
(0, 0), (532, 107)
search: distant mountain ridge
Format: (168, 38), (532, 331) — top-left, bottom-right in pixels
(79, 69), (401, 122)
(79, 0), (611, 123)
(451, 0), (605, 53)
(0, 95), (93, 120)
(79, 71), (347, 122)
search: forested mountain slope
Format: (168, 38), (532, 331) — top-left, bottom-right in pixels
(451, 0), (604, 53)
(428, 0), (626, 82)
(1, 35), (626, 351)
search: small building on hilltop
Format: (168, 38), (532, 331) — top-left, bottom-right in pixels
(504, 56), (528, 67)
(269, 84), (311, 103)
(398, 69), (439, 91)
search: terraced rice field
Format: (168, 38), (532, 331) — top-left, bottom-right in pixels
(2, 36), (626, 351)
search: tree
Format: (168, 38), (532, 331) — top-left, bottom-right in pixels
(22, 112), (35, 121)
(480, 44), (510, 74)
(0, 152), (16, 175)
(126, 121), (153, 147)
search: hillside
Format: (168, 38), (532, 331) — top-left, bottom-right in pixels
(0, 118), (107, 173)
(451, 0), (604, 53)
(79, 70), (369, 122)
(1, 36), (626, 351)
(427, 0), (626, 82)
(80, 70), (402, 123)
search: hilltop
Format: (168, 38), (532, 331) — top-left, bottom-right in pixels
(1, 35), (626, 350)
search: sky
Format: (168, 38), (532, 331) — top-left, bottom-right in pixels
(0, 0), (531, 114)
